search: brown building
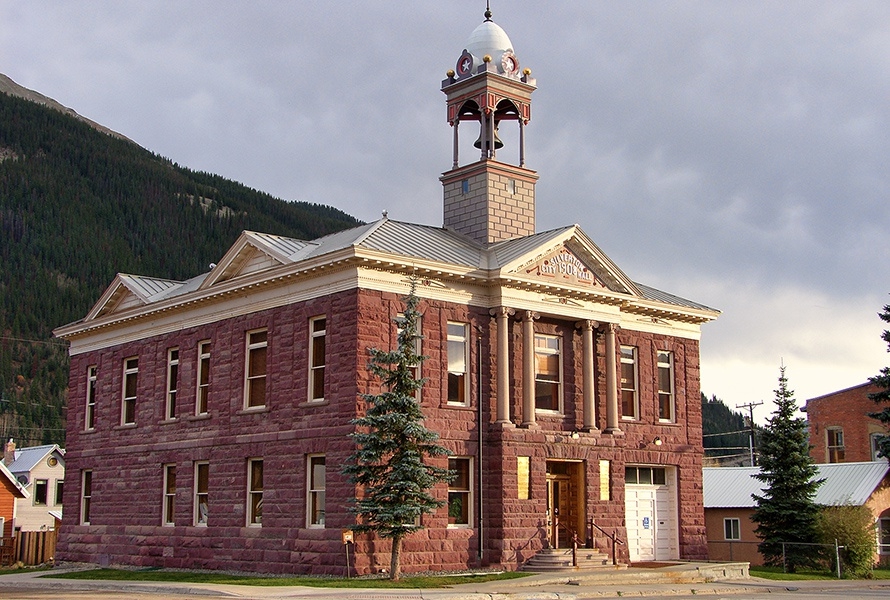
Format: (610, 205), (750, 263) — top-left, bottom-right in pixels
(804, 382), (888, 464)
(704, 462), (890, 566)
(53, 10), (719, 575)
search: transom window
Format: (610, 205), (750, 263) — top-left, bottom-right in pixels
(447, 322), (469, 405)
(534, 334), (561, 412)
(625, 466), (667, 485)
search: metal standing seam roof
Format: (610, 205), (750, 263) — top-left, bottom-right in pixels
(75, 218), (719, 319)
(703, 461), (890, 508)
(6, 444), (64, 475)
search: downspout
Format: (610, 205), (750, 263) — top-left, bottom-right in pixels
(476, 324), (484, 563)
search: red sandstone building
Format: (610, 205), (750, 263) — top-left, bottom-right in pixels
(804, 382), (888, 464)
(54, 11), (719, 575)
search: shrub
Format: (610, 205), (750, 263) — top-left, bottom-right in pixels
(816, 504), (876, 578)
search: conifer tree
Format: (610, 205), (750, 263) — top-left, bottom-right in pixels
(868, 301), (890, 459)
(751, 366), (823, 572)
(342, 282), (452, 581)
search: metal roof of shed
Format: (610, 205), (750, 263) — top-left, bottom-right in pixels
(703, 461), (890, 508)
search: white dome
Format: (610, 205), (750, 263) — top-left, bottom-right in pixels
(464, 20), (514, 73)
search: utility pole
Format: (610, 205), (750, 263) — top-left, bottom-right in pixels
(736, 401), (763, 467)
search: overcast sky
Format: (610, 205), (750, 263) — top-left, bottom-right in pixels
(3, 1), (888, 422)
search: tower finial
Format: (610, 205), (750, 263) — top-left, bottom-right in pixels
(484, 1), (492, 21)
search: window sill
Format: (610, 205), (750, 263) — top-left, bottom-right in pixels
(113, 423), (137, 431)
(446, 402), (472, 409)
(447, 524), (471, 529)
(236, 406), (270, 416)
(187, 413), (211, 422)
(159, 418), (179, 425)
(299, 400), (328, 408)
(80, 428), (98, 434)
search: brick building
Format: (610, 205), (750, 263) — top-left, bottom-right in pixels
(54, 10), (719, 575)
(804, 382), (888, 464)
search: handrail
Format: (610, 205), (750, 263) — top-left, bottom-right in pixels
(588, 518), (624, 566)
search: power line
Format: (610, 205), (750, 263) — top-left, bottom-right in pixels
(0, 335), (68, 347)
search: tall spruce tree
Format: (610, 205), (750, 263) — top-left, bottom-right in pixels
(342, 282), (452, 580)
(868, 301), (890, 459)
(751, 366), (823, 572)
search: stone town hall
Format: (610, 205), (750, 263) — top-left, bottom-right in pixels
(54, 9), (719, 575)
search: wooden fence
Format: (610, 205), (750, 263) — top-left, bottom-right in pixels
(0, 530), (57, 566)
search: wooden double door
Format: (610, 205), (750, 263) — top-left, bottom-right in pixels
(545, 460), (586, 548)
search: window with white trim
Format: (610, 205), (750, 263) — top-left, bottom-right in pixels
(194, 461), (209, 526)
(534, 334), (561, 412)
(448, 457), (472, 527)
(880, 517), (890, 555)
(307, 455), (326, 527)
(309, 317), (326, 402)
(165, 347), (179, 420)
(447, 322), (469, 405)
(244, 330), (267, 409)
(247, 459), (263, 526)
(196, 340), (211, 415)
(54, 479), (63, 506)
(85, 365), (97, 430)
(620, 346), (639, 419)
(827, 428), (845, 463)
(163, 464), (176, 526)
(34, 479), (48, 506)
(724, 517), (741, 540)
(121, 357), (138, 425)
(80, 470), (92, 525)
(657, 350), (675, 422)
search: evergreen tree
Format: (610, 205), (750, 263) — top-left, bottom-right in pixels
(868, 301), (890, 459)
(342, 282), (453, 581)
(751, 366), (823, 572)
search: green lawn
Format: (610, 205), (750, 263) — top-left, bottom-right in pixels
(750, 566), (890, 581)
(45, 568), (530, 589)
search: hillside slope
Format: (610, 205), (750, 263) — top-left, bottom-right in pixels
(0, 81), (361, 445)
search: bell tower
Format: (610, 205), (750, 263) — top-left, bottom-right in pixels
(440, 6), (538, 246)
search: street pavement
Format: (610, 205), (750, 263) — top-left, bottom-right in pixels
(1, 564), (890, 600)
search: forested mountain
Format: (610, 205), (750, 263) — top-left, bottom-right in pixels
(702, 393), (763, 466)
(0, 85), (361, 446)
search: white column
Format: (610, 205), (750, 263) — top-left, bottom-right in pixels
(604, 323), (621, 434)
(521, 310), (539, 428)
(579, 320), (598, 431)
(491, 307), (514, 424)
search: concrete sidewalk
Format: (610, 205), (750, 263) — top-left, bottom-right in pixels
(0, 562), (878, 599)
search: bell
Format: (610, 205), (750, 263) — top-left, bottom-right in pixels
(474, 126), (504, 150)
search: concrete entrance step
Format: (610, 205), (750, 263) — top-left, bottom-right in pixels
(521, 547), (621, 572)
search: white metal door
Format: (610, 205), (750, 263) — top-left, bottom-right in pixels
(625, 469), (678, 562)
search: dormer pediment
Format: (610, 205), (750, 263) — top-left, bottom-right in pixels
(199, 231), (318, 290)
(84, 274), (184, 321)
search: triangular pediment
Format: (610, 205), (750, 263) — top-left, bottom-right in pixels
(85, 274), (184, 321)
(199, 231), (318, 290)
(498, 226), (641, 296)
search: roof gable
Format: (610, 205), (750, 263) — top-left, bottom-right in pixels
(494, 225), (640, 296)
(85, 274), (185, 321)
(199, 231), (319, 289)
(0, 461), (29, 498)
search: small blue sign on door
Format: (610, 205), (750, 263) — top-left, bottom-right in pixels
(642, 516), (650, 529)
